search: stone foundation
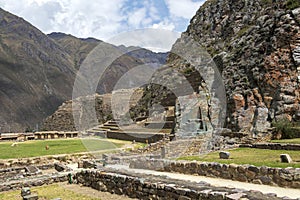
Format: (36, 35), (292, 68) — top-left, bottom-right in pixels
(240, 143), (300, 151)
(74, 169), (293, 200)
(0, 173), (68, 192)
(129, 159), (300, 189)
(0, 153), (93, 169)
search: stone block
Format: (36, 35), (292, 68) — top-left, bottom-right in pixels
(24, 166), (40, 174)
(21, 187), (31, 197)
(219, 151), (230, 159)
(225, 193), (246, 200)
(178, 196), (191, 200)
(280, 154), (292, 163)
(22, 194), (38, 200)
(248, 165), (259, 173)
(54, 163), (67, 172)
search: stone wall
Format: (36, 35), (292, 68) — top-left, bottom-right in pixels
(129, 159), (300, 189)
(240, 143), (300, 150)
(74, 169), (290, 200)
(0, 173), (68, 192)
(107, 131), (165, 143)
(0, 153), (93, 169)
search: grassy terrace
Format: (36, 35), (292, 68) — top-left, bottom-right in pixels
(270, 138), (300, 144)
(0, 184), (99, 200)
(0, 138), (132, 159)
(178, 148), (300, 168)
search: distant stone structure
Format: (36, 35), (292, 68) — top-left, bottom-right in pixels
(0, 133), (35, 141)
(34, 131), (79, 139)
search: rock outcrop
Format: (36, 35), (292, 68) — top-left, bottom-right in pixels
(134, 0), (300, 137)
(186, 0), (300, 135)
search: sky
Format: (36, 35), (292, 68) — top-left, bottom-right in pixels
(0, 0), (205, 45)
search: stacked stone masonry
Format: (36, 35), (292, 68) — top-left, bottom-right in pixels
(0, 174), (68, 192)
(75, 169), (296, 200)
(240, 143), (300, 150)
(129, 159), (300, 189)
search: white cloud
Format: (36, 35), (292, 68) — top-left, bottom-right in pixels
(127, 7), (147, 28)
(108, 29), (180, 52)
(152, 20), (175, 31)
(0, 0), (126, 39)
(0, 0), (205, 48)
(50, 0), (125, 39)
(165, 0), (204, 19)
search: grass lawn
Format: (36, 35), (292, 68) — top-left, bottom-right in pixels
(0, 184), (99, 200)
(0, 138), (131, 159)
(270, 138), (300, 144)
(178, 148), (300, 168)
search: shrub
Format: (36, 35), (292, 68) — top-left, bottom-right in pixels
(272, 119), (299, 139)
(286, 0), (300, 10)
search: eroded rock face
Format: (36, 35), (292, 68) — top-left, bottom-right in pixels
(175, 0), (300, 135)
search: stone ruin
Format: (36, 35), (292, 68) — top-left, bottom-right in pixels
(175, 92), (213, 139)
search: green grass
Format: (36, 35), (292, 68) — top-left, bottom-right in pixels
(0, 138), (129, 159)
(271, 138), (300, 144)
(178, 148), (300, 168)
(0, 184), (99, 200)
(286, 0), (300, 10)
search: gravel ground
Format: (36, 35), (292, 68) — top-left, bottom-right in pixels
(61, 182), (137, 200)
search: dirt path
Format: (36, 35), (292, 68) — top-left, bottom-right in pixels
(60, 182), (137, 200)
(107, 164), (300, 199)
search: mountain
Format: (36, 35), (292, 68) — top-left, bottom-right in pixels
(131, 0), (300, 137)
(0, 8), (77, 132)
(47, 32), (101, 69)
(0, 8), (169, 132)
(42, 37), (169, 131)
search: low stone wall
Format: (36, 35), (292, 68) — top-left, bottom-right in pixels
(0, 173), (68, 192)
(0, 153), (93, 169)
(74, 169), (290, 200)
(0, 164), (54, 181)
(107, 131), (165, 143)
(129, 159), (300, 189)
(240, 143), (300, 150)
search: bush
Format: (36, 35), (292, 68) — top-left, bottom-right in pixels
(286, 0), (300, 10)
(25, 127), (34, 132)
(272, 119), (299, 139)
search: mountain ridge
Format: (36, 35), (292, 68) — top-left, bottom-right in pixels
(0, 8), (169, 132)
(0, 7), (77, 132)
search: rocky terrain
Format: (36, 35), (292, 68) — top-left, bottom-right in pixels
(191, 0), (300, 135)
(133, 0), (300, 137)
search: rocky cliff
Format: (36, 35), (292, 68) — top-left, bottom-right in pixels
(133, 0), (300, 136)
(188, 0), (300, 135)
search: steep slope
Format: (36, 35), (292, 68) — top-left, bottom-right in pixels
(49, 32), (168, 94)
(0, 8), (77, 132)
(133, 0), (300, 136)
(186, 0), (300, 134)
(48, 32), (101, 69)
